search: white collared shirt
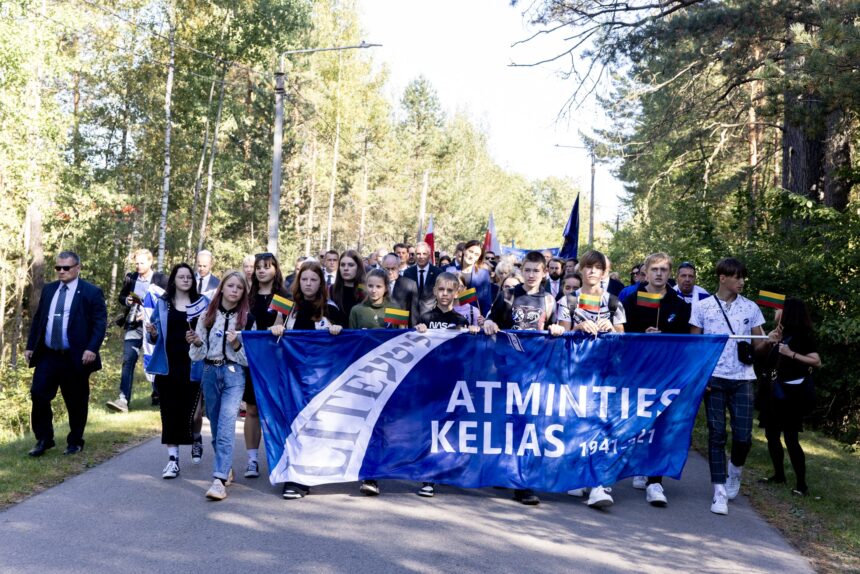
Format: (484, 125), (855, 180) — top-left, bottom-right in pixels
(45, 278), (79, 350)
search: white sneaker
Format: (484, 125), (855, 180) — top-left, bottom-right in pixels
(567, 488), (586, 497)
(206, 479), (227, 500)
(632, 475), (647, 490)
(161, 457), (179, 479)
(726, 473), (742, 500)
(646, 483), (667, 507)
(587, 486), (614, 508)
(710, 491), (728, 515)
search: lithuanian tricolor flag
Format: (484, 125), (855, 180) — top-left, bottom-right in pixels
(384, 307), (409, 326)
(578, 293), (601, 313)
(458, 287), (478, 306)
(268, 294), (294, 316)
(356, 283), (367, 299)
(756, 290), (785, 310)
(636, 291), (663, 309)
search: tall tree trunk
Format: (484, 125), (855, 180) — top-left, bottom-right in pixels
(198, 68), (227, 252)
(823, 108), (851, 211)
(186, 80), (216, 260)
(325, 54), (343, 252)
(781, 93), (825, 201)
(357, 140), (369, 253)
(110, 91), (132, 304)
(157, 21), (176, 271)
(305, 139), (317, 257)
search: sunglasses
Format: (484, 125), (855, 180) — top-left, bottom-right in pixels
(255, 252), (275, 259)
(55, 265), (77, 271)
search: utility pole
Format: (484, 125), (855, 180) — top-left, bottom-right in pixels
(267, 41), (380, 257)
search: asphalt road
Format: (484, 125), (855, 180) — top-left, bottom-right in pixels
(0, 422), (812, 574)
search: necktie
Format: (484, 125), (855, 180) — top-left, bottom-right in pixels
(198, 277), (204, 292)
(327, 274), (333, 286)
(51, 285), (68, 350)
(418, 269), (425, 292)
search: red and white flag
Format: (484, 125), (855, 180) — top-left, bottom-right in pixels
(423, 215), (435, 265)
(483, 212), (500, 255)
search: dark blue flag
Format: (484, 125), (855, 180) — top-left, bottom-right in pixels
(244, 330), (727, 492)
(559, 195), (580, 259)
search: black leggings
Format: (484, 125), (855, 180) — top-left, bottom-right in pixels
(765, 426), (806, 490)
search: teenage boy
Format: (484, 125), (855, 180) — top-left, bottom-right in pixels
(565, 249), (625, 508)
(415, 272), (480, 497)
(107, 248), (167, 413)
(622, 252), (691, 507)
(690, 257), (767, 516)
(483, 251), (568, 506)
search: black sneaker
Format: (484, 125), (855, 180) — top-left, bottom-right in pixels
(191, 440), (203, 464)
(244, 460), (260, 478)
(360, 480), (380, 496)
(513, 489), (540, 505)
(282, 483), (309, 500)
(417, 482), (435, 497)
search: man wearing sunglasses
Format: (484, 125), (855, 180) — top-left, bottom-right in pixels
(25, 251), (107, 457)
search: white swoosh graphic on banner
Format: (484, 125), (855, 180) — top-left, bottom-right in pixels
(270, 329), (461, 486)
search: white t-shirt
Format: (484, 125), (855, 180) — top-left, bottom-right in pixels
(690, 294), (764, 380)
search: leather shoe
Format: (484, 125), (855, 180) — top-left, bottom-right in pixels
(63, 443), (84, 455)
(28, 439), (56, 457)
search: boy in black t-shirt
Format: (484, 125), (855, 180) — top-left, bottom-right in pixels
(414, 272), (478, 499)
(416, 273), (480, 332)
(483, 251), (567, 506)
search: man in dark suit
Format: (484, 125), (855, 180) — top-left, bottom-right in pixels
(25, 251), (107, 456)
(382, 253), (420, 327)
(195, 249), (220, 299)
(402, 242), (441, 317)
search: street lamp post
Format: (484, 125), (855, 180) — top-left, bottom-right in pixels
(555, 144), (596, 247)
(267, 41), (381, 256)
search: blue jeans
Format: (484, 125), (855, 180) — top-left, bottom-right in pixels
(202, 363), (245, 480)
(119, 338), (142, 400)
(705, 376), (754, 484)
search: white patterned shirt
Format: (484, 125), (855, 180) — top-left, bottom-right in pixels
(690, 294), (764, 380)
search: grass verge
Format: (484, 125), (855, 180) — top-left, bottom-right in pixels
(692, 407), (860, 573)
(0, 336), (162, 510)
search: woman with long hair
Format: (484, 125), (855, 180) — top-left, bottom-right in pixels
(242, 252), (288, 480)
(270, 260), (343, 499)
(189, 270), (255, 501)
(330, 250), (366, 320)
(145, 263), (203, 479)
(760, 297), (821, 496)
(446, 239), (492, 314)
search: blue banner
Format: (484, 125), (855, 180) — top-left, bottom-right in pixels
(244, 330), (727, 492)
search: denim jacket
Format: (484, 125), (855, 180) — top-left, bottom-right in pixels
(145, 296), (206, 381)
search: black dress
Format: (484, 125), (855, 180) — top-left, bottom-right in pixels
(155, 305), (201, 445)
(243, 291), (286, 405)
(757, 331), (817, 432)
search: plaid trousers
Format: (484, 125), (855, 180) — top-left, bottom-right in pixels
(704, 376), (755, 484)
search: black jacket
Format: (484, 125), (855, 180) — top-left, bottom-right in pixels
(622, 283), (691, 334)
(27, 279), (108, 373)
(118, 271), (168, 307)
(389, 276), (420, 327)
(402, 264), (442, 317)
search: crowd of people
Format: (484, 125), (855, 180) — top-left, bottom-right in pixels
(23, 239), (821, 515)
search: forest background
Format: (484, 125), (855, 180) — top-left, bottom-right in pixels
(0, 0), (858, 442)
